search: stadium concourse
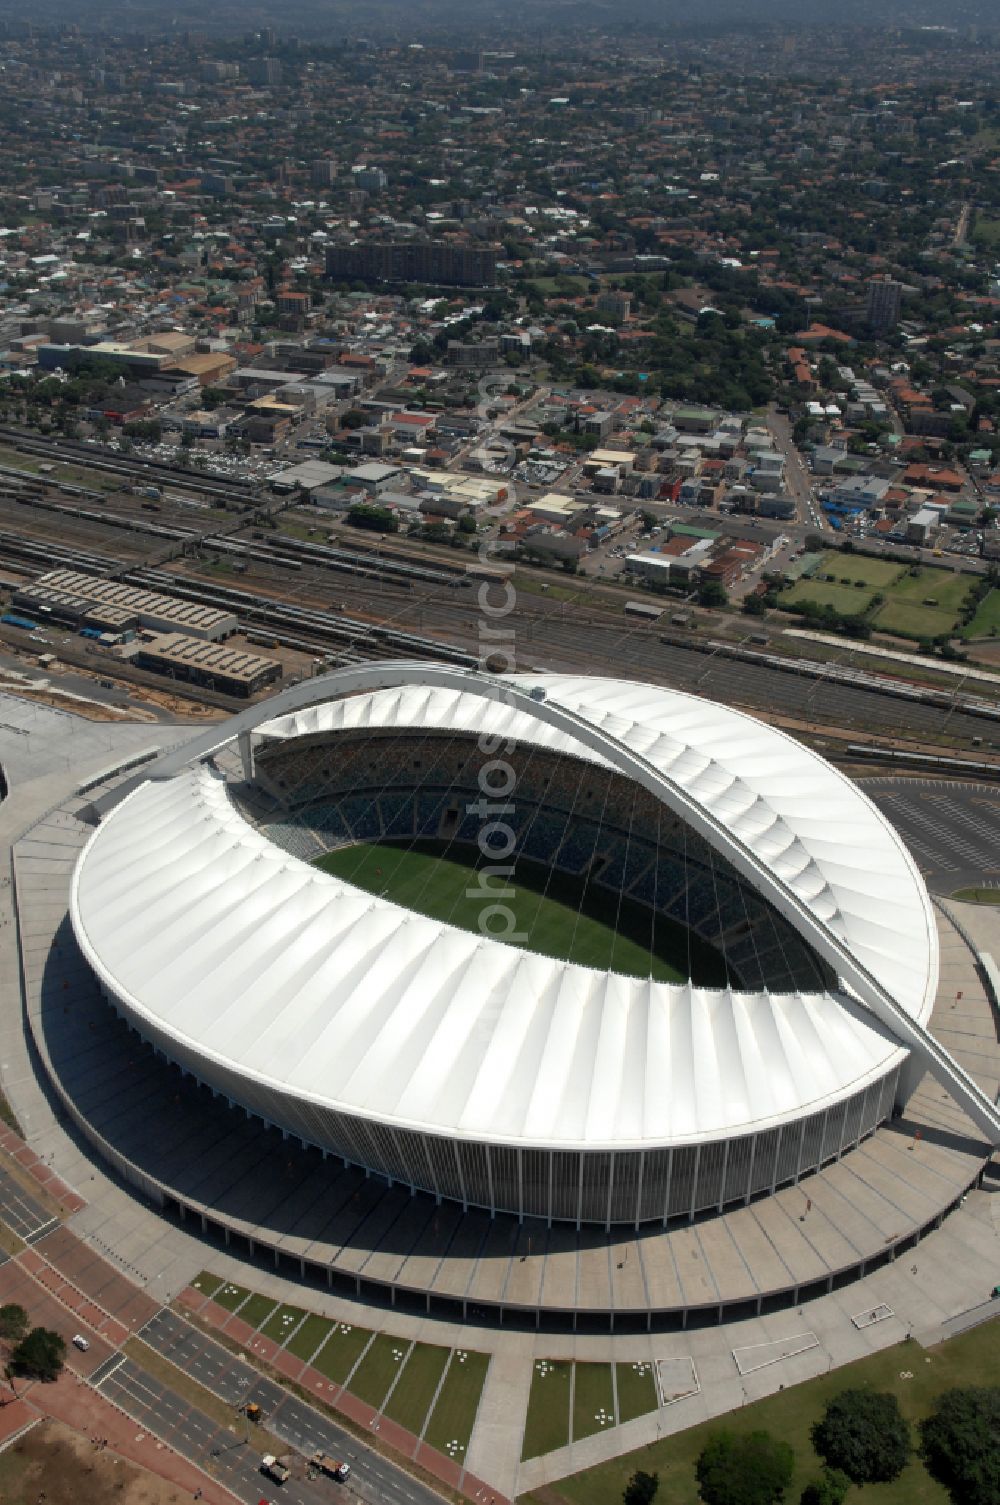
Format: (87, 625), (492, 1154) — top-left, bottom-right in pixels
(4, 662), (992, 1325)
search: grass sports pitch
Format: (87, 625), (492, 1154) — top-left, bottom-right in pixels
(313, 839), (729, 985)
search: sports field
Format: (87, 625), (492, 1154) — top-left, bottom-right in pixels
(313, 839), (729, 985)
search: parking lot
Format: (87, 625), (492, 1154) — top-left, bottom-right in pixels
(863, 778), (1000, 893)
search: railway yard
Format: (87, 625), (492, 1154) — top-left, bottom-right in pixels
(0, 427), (999, 769)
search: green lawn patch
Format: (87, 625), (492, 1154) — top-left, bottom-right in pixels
(780, 578), (874, 616)
(383, 1341), (451, 1435)
(521, 1358), (573, 1461)
(424, 1348), (490, 1459)
(259, 1303), (309, 1344)
(285, 1312), (334, 1363)
(972, 214), (1000, 247)
(962, 586), (1000, 639)
(615, 1360), (658, 1424)
(311, 1321), (374, 1385)
(235, 1292), (279, 1330)
(346, 1332), (412, 1409)
(951, 887), (1000, 904)
(572, 1362), (616, 1443)
(831, 556), (904, 589)
(189, 1271), (225, 1299)
(313, 840), (728, 986)
(872, 601), (961, 639)
(210, 1280), (252, 1313)
(529, 1320), (1000, 1505)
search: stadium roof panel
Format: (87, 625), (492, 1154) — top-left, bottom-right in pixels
(70, 674), (939, 1152)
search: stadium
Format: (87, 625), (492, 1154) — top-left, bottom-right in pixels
(68, 663), (999, 1231)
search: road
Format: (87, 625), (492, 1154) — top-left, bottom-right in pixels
(139, 1309), (444, 1505)
(95, 1355), (333, 1505)
(766, 406), (822, 530)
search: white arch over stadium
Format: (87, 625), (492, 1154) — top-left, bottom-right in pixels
(88, 659), (1000, 1145)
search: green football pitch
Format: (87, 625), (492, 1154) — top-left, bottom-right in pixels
(313, 839), (729, 985)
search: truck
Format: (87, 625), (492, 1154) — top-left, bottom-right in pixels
(311, 1452), (351, 1482)
(261, 1455), (291, 1484)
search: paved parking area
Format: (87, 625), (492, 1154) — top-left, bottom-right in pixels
(862, 779), (1000, 893)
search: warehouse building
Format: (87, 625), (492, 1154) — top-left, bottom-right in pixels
(15, 571), (237, 641)
(132, 633), (281, 697)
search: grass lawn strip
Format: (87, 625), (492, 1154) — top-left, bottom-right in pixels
(423, 1348), (491, 1459)
(614, 1360), (658, 1425)
(234, 1292), (279, 1330)
(534, 1320), (1000, 1505)
(951, 887), (1000, 904)
(210, 1279), (252, 1314)
(347, 1331), (413, 1409)
(311, 1320), (375, 1385)
(383, 1340), (452, 1435)
(521, 1358), (573, 1461)
(572, 1362), (616, 1443)
(285, 1311), (335, 1362)
(259, 1302), (309, 1344)
(190, 1271), (225, 1299)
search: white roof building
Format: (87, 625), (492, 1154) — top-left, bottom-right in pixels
(69, 667), (994, 1225)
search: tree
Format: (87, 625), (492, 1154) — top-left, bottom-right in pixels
(799, 1468), (850, 1505)
(10, 1327), (66, 1382)
(696, 1430), (794, 1505)
(812, 1389), (910, 1484)
(0, 1304), (28, 1342)
(698, 579), (729, 608)
(623, 1470), (658, 1505)
(920, 1386), (1000, 1505)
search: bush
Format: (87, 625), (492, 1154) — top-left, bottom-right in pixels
(920, 1385), (1000, 1505)
(696, 1429), (795, 1505)
(812, 1388), (910, 1483)
(622, 1469), (658, 1505)
(799, 1467), (850, 1505)
(10, 1326), (66, 1382)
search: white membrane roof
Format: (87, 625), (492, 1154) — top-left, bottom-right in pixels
(70, 675), (938, 1149)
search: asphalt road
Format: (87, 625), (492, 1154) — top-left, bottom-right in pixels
(95, 1354), (333, 1505)
(861, 778), (1000, 894)
(139, 1309), (444, 1505)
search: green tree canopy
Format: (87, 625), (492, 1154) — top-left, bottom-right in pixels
(10, 1326), (66, 1382)
(622, 1470), (658, 1505)
(812, 1389), (910, 1484)
(696, 1429), (795, 1505)
(920, 1386), (1000, 1505)
(799, 1467), (850, 1505)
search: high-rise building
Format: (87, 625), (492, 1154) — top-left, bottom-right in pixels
(355, 166), (387, 193)
(866, 275), (903, 332)
(247, 57), (282, 86)
(325, 240), (500, 288)
(311, 158), (338, 188)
